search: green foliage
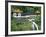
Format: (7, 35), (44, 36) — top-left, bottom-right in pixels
(11, 15), (41, 31)
(11, 6), (41, 14)
(34, 15), (41, 30)
(11, 6), (41, 31)
(11, 18), (32, 31)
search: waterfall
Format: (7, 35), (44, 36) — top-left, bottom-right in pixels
(32, 22), (35, 30)
(13, 13), (16, 17)
(32, 22), (38, 30)
(28, 19), (38, 30)
(18, 13), (21, 17)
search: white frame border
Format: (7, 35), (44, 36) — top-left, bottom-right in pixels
(8, 2), (44, 35)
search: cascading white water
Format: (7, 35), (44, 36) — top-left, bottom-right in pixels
(13, 12), (21, 18)
(28, 19), (38, 30)
(32, 22), (35, 30)
(18, 13), (21, 17)
(13, 13), (16, 16)
(32, 22), (38, 30)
